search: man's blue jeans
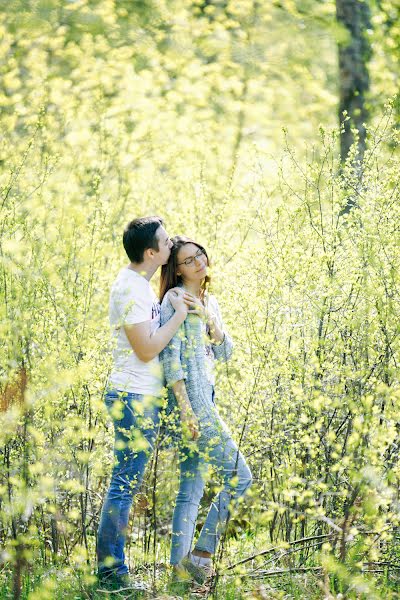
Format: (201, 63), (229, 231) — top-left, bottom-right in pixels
(170, 431), (253, 565)
(97, 389), (160, 577)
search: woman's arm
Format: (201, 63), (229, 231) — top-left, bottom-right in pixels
(191, 295), (233, 362)
(161, 297), (199, 440)
(210, 297), (233, 361)
(171, 380), (199, 440)
(207, 314), (224, 345)
(160, 296), (186, 382)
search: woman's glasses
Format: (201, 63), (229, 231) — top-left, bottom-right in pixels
(177, 249), (205, 267)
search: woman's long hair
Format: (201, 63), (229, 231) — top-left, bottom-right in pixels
(159, 235), (211, 302)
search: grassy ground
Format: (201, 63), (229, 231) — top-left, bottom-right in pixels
(1, 563), (400, 600)
(2, 533), (400, 599)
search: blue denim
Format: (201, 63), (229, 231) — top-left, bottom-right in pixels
(97, 389), (160, 577)
(170, 429), (253, 565)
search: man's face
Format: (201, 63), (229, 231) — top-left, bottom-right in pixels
(154, 226), (173, 265)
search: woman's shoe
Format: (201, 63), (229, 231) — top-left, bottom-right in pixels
(168, 564), (192, 595)
(188, 554), (214, 582)
(168, 557), (206, 595)
(180, 556), (207, 584)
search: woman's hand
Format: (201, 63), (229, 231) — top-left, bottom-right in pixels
(188, 298), (213, 325)
(180, 410), (200, 441)
(171, 380), (200, 441)
(189, 299), (224, 344)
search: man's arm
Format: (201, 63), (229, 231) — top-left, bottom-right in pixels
(124, 290), (193, 363)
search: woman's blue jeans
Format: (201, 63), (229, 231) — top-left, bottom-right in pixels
(97, 389), (160, 577)
(170, 430), (253, 565)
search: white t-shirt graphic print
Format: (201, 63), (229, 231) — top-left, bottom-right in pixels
(108, 268), (162, 396)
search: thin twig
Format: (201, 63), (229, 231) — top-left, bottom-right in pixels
(226, 533), (333, 570)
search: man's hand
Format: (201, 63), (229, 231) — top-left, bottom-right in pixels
(168, 288), (196, 320)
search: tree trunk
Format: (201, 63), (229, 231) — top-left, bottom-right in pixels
(336, 0), (371, 164)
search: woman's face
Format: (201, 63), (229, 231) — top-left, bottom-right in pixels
(176, 243), (208, 283)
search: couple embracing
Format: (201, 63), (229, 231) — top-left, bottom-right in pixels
(97, 216), (252, 593)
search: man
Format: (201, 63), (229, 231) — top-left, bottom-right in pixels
(97, 216), (194, 591)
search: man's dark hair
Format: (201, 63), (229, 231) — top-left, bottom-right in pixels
(123, 216), (164, 263)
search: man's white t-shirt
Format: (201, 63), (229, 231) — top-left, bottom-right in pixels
(108, 268), (163, 396)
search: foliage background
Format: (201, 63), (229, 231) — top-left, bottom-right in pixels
(1, 0), (400, 598)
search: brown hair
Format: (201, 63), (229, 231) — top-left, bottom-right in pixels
(159, 235), (211, 302)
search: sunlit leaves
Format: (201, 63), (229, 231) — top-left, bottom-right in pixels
(0, 0), (399, 595)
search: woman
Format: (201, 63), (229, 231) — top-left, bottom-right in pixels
(160, 235), (253, 587)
